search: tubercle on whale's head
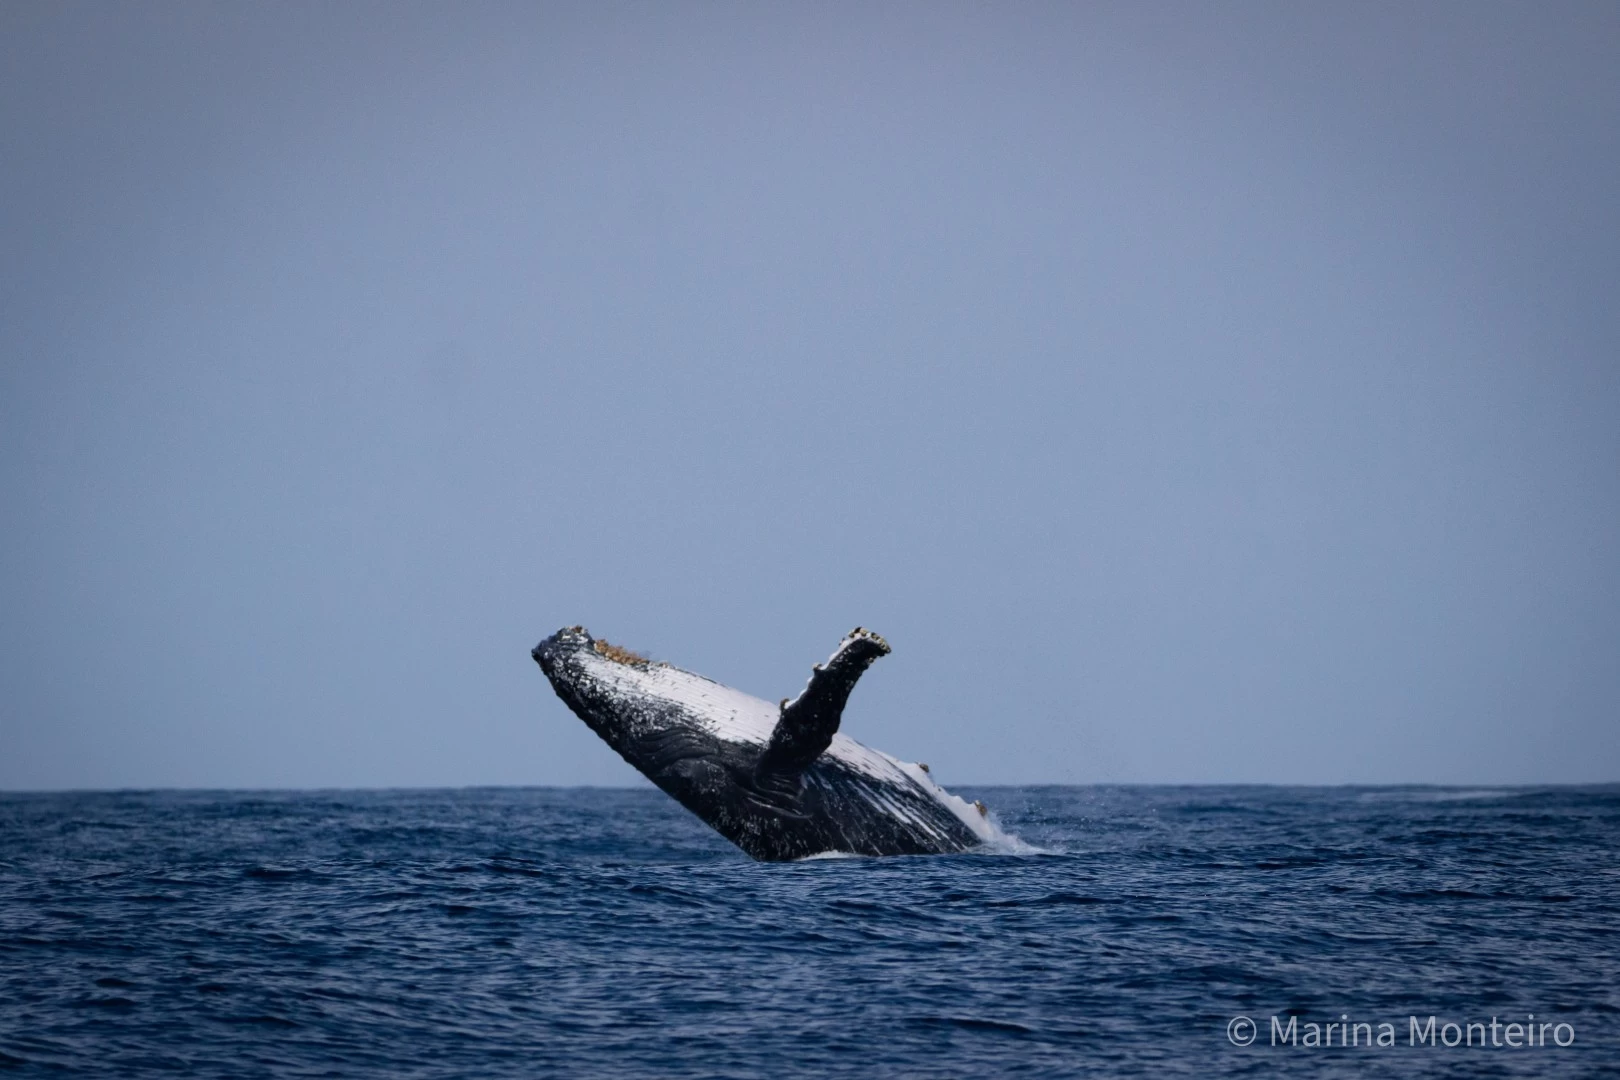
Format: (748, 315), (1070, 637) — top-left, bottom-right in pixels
(530, 625), (592, 676)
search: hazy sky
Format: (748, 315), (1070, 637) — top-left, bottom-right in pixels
(3, 3), (1617, 790)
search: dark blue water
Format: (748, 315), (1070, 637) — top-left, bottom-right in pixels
(1, 786), (1615, 1077)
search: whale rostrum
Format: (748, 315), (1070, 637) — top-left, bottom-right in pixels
(531, 626), (1000, 861)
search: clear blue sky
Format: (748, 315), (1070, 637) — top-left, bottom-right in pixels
(3, 3), (1617, 789)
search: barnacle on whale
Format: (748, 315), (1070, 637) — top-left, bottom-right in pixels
(591, 638), (653, 667)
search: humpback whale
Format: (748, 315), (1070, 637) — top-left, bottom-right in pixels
(531, 626), (1001, 861)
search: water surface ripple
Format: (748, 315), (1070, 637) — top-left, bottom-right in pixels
(1, 786), (1615, 1077)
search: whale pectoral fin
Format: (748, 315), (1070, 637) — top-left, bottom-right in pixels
(756, 628), (890, 774)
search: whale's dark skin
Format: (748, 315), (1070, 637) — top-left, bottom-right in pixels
(531, 626), (995, 861)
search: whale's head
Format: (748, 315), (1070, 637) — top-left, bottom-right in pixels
(530, 626), (768, 802)
(529, 626), (661, 746)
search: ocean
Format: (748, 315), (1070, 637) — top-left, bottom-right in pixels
(1, 785), (1615, 1077)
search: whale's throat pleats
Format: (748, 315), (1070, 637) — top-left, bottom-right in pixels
(756, 628), (891, 776)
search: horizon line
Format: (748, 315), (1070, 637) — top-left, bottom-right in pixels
(3, 780), (1617, 796)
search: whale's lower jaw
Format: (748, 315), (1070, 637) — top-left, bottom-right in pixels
(532, 627), (994, 861)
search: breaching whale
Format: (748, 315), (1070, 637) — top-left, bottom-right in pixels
(531, 626), (1001, 861)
